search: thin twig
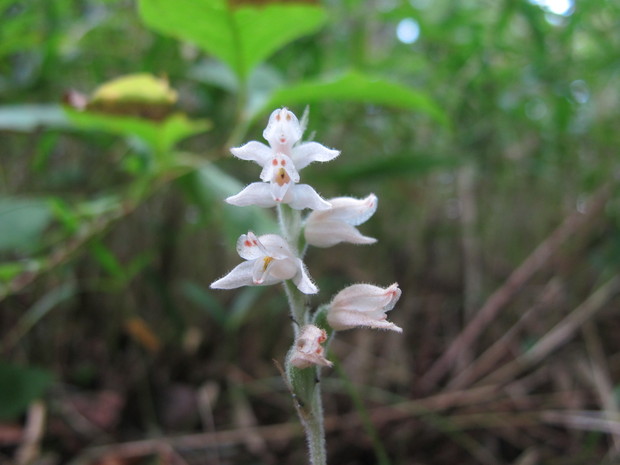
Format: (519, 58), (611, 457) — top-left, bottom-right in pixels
(0, 168), (196, 303)
(476, 275), (620, 387)
(542, 410), (620, 435)
(64, 384), (503, 465)
(580, 322), (620, 454)
(420, 183), (614, 389)
(448, 278), (563, 390)
(15, 401), (46, 465)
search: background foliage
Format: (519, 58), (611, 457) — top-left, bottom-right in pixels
(2, 0), (620, 464)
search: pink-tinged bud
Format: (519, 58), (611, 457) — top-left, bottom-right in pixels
(304, 194), (378, 247)
(263, 108), (303, 154)
(327, 283), (402, 332)
(289, 325), (333, 369)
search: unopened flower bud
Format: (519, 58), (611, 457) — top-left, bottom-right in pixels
(327, 283), (402, 332)
(289, 325), (333, 369)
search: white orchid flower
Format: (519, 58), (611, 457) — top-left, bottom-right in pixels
(304, 194), (378, 247)
(226, 108), (339, 210)
(327, 283), (402, 332)
(210, 232), (318, 294)
(289, 325), (333, 369)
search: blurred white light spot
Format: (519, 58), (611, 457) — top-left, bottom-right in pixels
(530, 0), (574, 16)
(396, 18), (420, 44)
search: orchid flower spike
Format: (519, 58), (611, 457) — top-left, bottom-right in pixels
(226, 108), (340, 210)
(210, 232), (318, 294)
(289, 325), (333, 369)
(304, 194), (378, 247)
(327, 283), (402, 332)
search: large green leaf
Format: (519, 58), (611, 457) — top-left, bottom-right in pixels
(0, 363), (53, 420)
(138, 0), (327, 79)
(260, 71), (450, 127)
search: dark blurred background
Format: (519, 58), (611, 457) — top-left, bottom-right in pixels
(2, 0), (620, 464)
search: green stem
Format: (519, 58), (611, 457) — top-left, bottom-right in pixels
(283, 279), (307, 330)
(305, 383), (327, 465)
(287, 363), (327, 465)
(277, 203), (302, 254)
(277, 202), (327, 465)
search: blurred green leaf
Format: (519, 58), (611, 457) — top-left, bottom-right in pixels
(260, 71), (450, 126)
(0, 262), (27, 281)
(90, 241), (125, 279)
(138, 0), (327, 79)
(186, 164), (277, 243)
(0, 105), (68, 131)
(65, 109), (210, 154)
(0, 363), (53, 420)
(0, 8), (41, 57)
(189, 59), (239, 93)
(226, 286), (264, 330)
(183, 281), (265, 332)
(327, 153), (461, 183)
(74, 195), (124, 218)
(3, 282), (77, 353)
(0, 197), (53, 253)
(48, 197), (80, 233)
(181, 280), (229, 327)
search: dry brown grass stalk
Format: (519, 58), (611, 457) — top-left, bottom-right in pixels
(420, 183), (615, 390)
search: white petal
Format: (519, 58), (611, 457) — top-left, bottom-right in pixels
(236, 232), (266, 260)
(289, 351), (333, 369)
(226, 183), (277, 208)
(304, 220), (377, 248)
(269, 257), (300, 281)
(293, 258), (318, 294)
(322, 194), (378, 226)
(270, 177), (293, 203)
(296, 325), (327, 351)
(327, 309), (402, 332)
(259, 153), (299, 183)
(290, 351), (333, 369)
(250, 254), (298, 285)
(263, 108), (302, 153)
(286, 184), (332, 211)
(292, 142), (340, 170)
(257, 234), (294, 259)
(210, 261), (255, 289)
(251, 255), (276, 284)
(230, 141), (272, 166)
(332, 283), (401, 313)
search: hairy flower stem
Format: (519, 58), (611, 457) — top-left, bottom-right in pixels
(283, 280), (307, 332)
(278, 203), (327, 465)
(287, 359), (327, 465)
(277, 203), (303, 254)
